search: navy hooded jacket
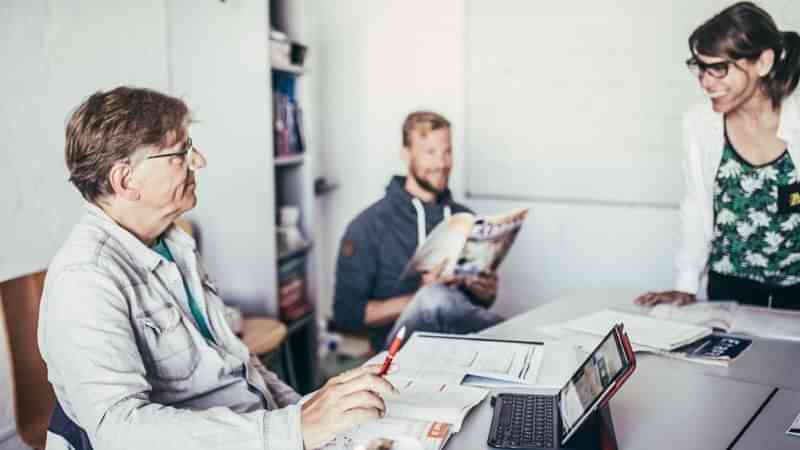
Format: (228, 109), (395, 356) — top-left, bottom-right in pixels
(333, 176), (472, 350)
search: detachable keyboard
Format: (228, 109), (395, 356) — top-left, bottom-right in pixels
(488, 393), (558, 449)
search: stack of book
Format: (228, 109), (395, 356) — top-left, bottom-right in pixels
(272, 72), (305, 158)
(277, 255), (310, 322)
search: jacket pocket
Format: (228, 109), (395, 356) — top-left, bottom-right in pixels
(136, 304), (200, 381)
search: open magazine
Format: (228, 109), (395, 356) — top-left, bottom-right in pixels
(402, 208), (529, 279)
(320, 375), (488, 450)
(320, 331), (547, 450)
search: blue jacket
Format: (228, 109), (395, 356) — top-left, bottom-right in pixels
(333, 176), (472, 350)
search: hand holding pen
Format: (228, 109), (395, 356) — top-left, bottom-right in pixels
(301, 363), (397, 449)
(379, 325), (406, 376)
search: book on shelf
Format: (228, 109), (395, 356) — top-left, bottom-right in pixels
(278, 277), (310, 322)
(272, 92), (290, 157)
(277, 254), (311, 322)
(272, 71), (305, 157)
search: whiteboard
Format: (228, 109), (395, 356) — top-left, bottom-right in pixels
(466, 0), (799, 206)
(0, 0), (168, 282)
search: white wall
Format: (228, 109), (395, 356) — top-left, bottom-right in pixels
(166, 0), (279, 316)
(311, 0), (681, 319)
(0, 0), (168, 283)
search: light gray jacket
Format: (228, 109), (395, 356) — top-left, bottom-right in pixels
(38, 203), (303, 450)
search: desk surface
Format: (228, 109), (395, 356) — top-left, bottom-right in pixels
(734, 389), (800, 450)
(447, 289), (800, 450)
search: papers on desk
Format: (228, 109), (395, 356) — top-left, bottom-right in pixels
(788, 410), (800, 438)
(383, 377), (488, 432)
(539, 310), (751, 367)
(392, 332), (545, 387)
(321, 417), (452, 450)
(320, 376), (488, 450)
(561, 309), (712, 351)
(647, 302), (800, 342)
(323, 332), (545, 450)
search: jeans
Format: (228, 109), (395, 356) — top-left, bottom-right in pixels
(384, 283), (504, 349)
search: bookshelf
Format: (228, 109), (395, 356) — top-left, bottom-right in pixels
(269, 0), (320, 394)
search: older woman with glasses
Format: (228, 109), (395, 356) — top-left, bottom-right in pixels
(637, 1), (800, 309)
(40, 86), (395, 450)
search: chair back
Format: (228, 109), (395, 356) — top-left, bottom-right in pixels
(0, 270), (55, 450)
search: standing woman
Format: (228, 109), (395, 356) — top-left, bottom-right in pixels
(637, 2), (800, 308)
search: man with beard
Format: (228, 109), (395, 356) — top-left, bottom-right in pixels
(332, 111), (503, 352)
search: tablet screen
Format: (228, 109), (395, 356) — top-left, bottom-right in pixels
(558, 328), (628, 439)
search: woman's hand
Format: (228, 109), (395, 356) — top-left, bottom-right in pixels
(634, 290), (696, 306)
(301, 364), (397, 449)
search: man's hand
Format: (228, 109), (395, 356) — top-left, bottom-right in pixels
(420, 259), (457, 288)
(462, 271), (498, 305)
(301, 365), (397, 449)
(634, 290), (696, 306)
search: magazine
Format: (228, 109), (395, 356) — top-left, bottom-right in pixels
(660, 334), (752, 366)
(320, 331), (546, 450)
(320, 373), (488, 450)
(402, 208), (528, 279)
(321, 418), (452, 450)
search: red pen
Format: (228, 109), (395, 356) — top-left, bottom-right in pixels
(379, 325), (406, 376)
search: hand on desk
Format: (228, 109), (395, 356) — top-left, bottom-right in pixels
(635, 290), (696, 306)
(301, 364), (398, 449)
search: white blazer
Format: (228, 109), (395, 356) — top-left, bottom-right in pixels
(675, 93), (800, 297)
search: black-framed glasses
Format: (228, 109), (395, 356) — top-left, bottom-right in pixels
(145, 137), (198, 170)
(686, 56), (740, 79)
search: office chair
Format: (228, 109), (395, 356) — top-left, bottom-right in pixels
(0, 270), (55, 450)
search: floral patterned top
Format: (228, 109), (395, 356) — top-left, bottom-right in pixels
(709, 138), (800, 286)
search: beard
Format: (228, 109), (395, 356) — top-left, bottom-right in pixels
(410, 164), (449, 196)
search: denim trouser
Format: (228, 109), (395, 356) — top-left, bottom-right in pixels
(384, 283), (504, 349)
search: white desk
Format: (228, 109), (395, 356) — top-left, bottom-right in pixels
(733, 389), (800, 450)
(448, 289), (800, 450)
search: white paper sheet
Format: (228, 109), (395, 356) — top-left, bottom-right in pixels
(393, 332), (544, 385)
(562, 309), (712, 351)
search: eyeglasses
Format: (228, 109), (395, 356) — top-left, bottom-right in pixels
(145, 137), (199, 171)
(686, 56), (740, 79)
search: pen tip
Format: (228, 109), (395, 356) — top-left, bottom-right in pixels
(397, 325), (406, 339)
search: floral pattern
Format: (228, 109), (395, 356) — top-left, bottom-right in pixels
(709, 144), (800, 286)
